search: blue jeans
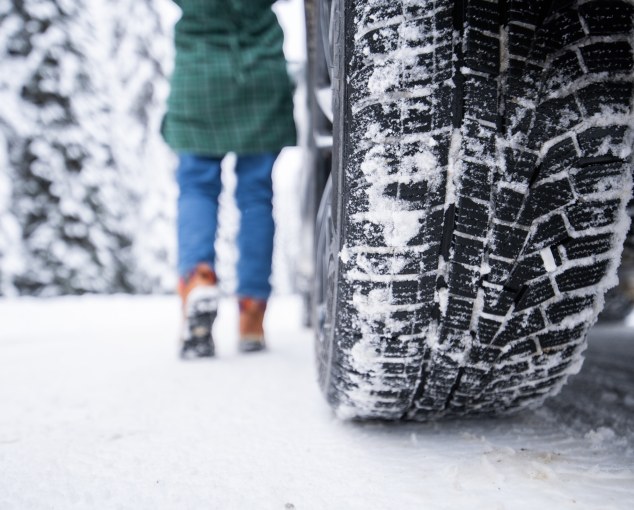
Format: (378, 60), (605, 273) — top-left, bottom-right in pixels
(177, 153), (277, 300)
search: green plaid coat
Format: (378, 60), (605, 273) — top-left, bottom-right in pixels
(162, 0), (296, 155)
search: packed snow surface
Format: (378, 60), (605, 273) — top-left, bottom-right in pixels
(0, 296), (633, 510)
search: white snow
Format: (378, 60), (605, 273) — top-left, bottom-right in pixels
(540, 247), (558, 273)
(0, 295), (633, 510)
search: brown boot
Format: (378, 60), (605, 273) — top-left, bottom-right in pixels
(178, 263), (217, 307)
(178, 264), (218, 359)
(238, 297), (267, 352)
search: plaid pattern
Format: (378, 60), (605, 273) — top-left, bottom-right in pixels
(162, 0), (296, 156)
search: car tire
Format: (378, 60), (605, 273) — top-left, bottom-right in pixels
(314, 0), (634, 420)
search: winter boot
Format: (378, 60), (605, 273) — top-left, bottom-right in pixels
(238, 297), (267, 353)
(178, 263), (218, 359)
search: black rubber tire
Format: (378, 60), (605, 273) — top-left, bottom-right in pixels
(316, 0), (634, 420)
(303, 0), (335, 328)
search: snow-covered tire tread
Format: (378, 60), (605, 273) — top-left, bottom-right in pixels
(320, 0), (634, 420)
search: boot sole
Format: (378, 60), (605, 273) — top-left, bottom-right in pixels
(181, 288), (219, 359)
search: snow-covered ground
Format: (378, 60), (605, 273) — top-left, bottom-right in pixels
(0, 296), (632, 510)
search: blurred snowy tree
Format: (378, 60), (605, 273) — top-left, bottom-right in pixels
(0, 0), (176, 296)
(0, 119), (24, 296)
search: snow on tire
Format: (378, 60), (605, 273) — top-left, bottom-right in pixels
(315, 0), (634, 420)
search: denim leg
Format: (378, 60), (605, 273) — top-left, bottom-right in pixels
(176, 153), (223, 277)
(234, 153), (277, 300)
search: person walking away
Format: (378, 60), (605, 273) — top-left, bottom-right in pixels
(161, 0), (296, 358)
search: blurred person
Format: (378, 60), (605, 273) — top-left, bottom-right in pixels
(162, 0), (296, 358)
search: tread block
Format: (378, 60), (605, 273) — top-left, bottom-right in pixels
(495, 187), (526, 222)
(492, 224), (528, 260)
(477, 316), (503, 343)
(347, 185), (375, 214)
(382, 362), (407, 375)
(440, 204), (456, 258)
(435, 42), (455, 73)
(577, 125), (628, 156)
(504, 147), (539, 183)
(572, 161), (626, 196)
(410, 305), (436, 334)
(505, 101), (534, 136)
(546, 10), (586, 50)
(521, 178), (575, 223)
(460, 160), (492, 201)
(464, 119), (496, 159)
(417, 273), (437, 303)
(564, 233), (613, 259)
(509, 253), (548, 286)
(493, 309), (546, 346)
(526, 213), (569, 251)
(445, 296), (473, 329)
(547, 51), (585, 91)
(347, 220), (391, 248)
(403, 98), (435, 134)
(349, 142), (400, 180)
(507, 59), (544, 99)
(508, 23), (537, 60)
(533, 95), (582, 141)
(402, 53), (436, 88)
(406, 208), (444, 246)
(401, 18), (436, 48)
(486, 257), (514, 285)
(483, 286), (516, 315)
(349, 64), (379, 102)
(540, 137), (578, 179)
(498, 339), (539, 360)
(579, 2), (634, 35)
(577, 82), (632, 118)
(555, 259), (610, 292)
(546, 295), (595, 323)
(396, 180), (429, 202)
(468, 345), (502, 364)
(353, 103), (401, 140)
(515, 278), (556, 310)
(464, 74), (498, 124)
(357, 3), (402, 25)
(546, 360), (575, 377)
(435, 84), (455, 129)
(579, 41), (633, 74)
(455, 196), (490, 238)
(467, 0), (499, 33)
(402, 2), (434, 19)
(491, 358), (531, 379)
(433, 5), (454, 32)
(385, 338), (423, 359)
(464, 28), (500, 74)
(566, 200), (620, 231)
(348, 249), (437, 276)
(453, 235), (484, 266)
(448, 262), (480, 299)
(358, 25), (401, 57)
(391, 280), (420, 305)
(538, 324), (585, 350)
(509, 3), (544, 26)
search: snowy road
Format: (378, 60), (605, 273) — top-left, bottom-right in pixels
(0, 296), (632, 509)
